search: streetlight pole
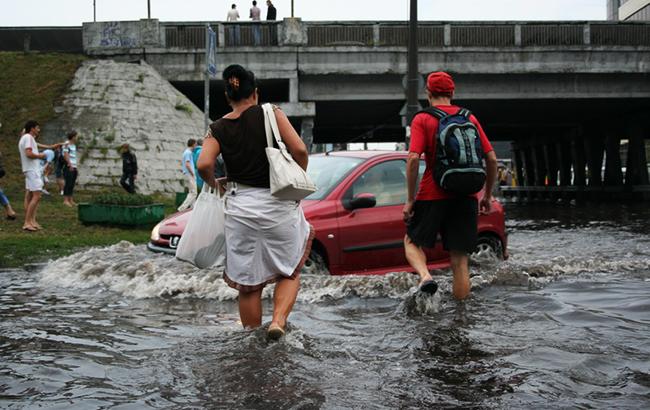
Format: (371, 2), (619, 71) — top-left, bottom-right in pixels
(291, 0), (295, 18)
(406, 0), (419, 132)
(147, 0), (151, 19)
(93, 0), (96, 22)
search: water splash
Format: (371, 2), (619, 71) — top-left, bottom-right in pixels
(39, 224), (650, 301)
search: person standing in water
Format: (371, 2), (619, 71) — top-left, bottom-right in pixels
(197, 64), (313, 340)
(403, 72), (497, 300)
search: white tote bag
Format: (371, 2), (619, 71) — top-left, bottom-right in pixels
(175, 184), (226, 269)
(262, 103), (316, 200)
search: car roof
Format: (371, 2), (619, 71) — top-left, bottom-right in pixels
(311, 150), (407, 160)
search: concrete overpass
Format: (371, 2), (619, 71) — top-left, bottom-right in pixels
(3, 19), (650, 195)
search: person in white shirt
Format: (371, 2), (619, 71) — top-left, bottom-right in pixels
(250, 1), (262, 45)
(18, 120), (60, 231)
(227, 4), (241, 45)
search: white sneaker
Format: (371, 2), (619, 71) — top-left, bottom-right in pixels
(41, 188), (51, 196)
(60, 190), (64, 195)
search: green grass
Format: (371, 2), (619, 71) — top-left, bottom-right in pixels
(0, 52), (176, 268)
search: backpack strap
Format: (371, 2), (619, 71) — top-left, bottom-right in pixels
(457, 108), (472, 119)
(416, 106), (448, 120)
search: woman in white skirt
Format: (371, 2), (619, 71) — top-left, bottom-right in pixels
(197, 64), (313, 340)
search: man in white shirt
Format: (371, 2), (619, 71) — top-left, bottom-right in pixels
(250, 1), (262, 45)
(18, 120), (59, 231)
(227, 4), (241, 45)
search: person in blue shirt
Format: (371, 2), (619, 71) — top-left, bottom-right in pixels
(192, 139), (204, 191)
(178, 139), (197, 211)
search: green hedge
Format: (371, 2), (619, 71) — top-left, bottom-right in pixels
(91, 192), (154, 206)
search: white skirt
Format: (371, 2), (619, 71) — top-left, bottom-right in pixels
(223, 185), (312, 292)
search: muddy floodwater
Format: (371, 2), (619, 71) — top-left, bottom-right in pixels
(1, 203), (650, 409)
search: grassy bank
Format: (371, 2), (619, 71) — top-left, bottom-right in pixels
(0, 52), (174, 268)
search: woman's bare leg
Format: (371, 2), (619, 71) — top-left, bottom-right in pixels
(270, 276), (300, 330)
(238, 288), (263, 328)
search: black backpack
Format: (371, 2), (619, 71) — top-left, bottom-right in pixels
(418, 107), (486, 195)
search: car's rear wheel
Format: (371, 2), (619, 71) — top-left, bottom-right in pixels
(472, 235), (504, 260)
(302, 250), (329, 275)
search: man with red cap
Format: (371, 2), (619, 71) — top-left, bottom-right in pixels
(403, 71), (498, 300)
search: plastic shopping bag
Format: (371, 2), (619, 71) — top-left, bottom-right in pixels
(175, 184), (225, 269)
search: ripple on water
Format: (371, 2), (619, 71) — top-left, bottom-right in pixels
(1, 211), (650, 408)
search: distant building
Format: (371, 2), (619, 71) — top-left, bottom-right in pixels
(608, 0), (650, 21)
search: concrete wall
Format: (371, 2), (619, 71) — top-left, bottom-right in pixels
(42, 60), (205, 194)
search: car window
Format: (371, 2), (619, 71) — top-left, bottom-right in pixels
(305, 156), (364, 200)
(346, 160), (406, 207)
(417, 159), (426, 187)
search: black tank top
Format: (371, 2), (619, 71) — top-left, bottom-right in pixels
(210, 105), (277, 188)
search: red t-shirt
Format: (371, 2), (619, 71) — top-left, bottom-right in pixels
(409, 105), (494, 201)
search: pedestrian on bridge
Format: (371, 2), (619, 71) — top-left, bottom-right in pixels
(250, 1), (262, 45)
(266, 0), (276, 21)
(227, 4), (241, 45)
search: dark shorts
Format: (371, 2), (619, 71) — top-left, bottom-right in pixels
(54, 161), (64, 178)
(406, 197), (478, 254)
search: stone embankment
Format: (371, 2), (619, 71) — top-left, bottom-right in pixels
(44, 59), (206, 194)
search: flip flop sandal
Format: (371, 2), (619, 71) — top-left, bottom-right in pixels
(419, 279), (438, 295)
(22, 226), (38, 232)
(267, 324), (285, 341)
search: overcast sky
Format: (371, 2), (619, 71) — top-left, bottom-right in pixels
(2, 0), (607, 26)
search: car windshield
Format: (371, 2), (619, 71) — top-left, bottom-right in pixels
(305, 155), (364, 200)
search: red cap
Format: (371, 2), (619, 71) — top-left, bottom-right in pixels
(426, 71), (455, 94)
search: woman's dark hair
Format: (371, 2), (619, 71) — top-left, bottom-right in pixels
(24, 120), (39, 133)
(67, 130), (78, 139)
(223, 64), (256, 103)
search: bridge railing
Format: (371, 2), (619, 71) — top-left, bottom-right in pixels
(74, 19), (650, 53)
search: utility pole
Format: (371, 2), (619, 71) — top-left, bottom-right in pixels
(291, 0), (295, 18)
(204, 24), (210, 133)
(147, 0), (151, 19)
(406, 0), (419, 130)
(93, 0), (96, 22)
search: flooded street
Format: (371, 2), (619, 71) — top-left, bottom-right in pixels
(2, 203), (650, 409)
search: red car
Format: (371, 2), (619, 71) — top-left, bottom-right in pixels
(148, 151), (507, 275)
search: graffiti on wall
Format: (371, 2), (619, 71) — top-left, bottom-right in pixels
(99, 22), (139, 48)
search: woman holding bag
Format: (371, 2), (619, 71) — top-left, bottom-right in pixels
(197, 64), (313, 340)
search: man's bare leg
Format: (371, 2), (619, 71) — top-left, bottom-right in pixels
(404, 235), (432, 286)
(450, 250), (470, 300)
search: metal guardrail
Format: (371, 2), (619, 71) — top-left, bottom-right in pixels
(302, 22), (650, 48)
(0, 27), (82, 52)
(521, 24), (584, 46)
(3, 21), (649, 52)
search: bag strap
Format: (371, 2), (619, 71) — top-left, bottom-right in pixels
(416, 106), (448, 120)
(262, 103), (287, 151)
(457, 108), (472, 119)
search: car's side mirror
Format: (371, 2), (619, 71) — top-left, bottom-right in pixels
(343, 193), (376, 210)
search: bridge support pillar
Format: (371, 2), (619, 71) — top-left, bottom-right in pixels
(557, 139), (572, 186)
(544, 141), (559, 186)
(571, 132), (587, 187)
(512, 146), (525, 187)
(301, 117), (314, 153)
(523, 145), (536, 187)
(625, 124), (649, 186)
(584, 130), (604, 186)
(603, 135), (623, 186)
(533, 144), (546, 186)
